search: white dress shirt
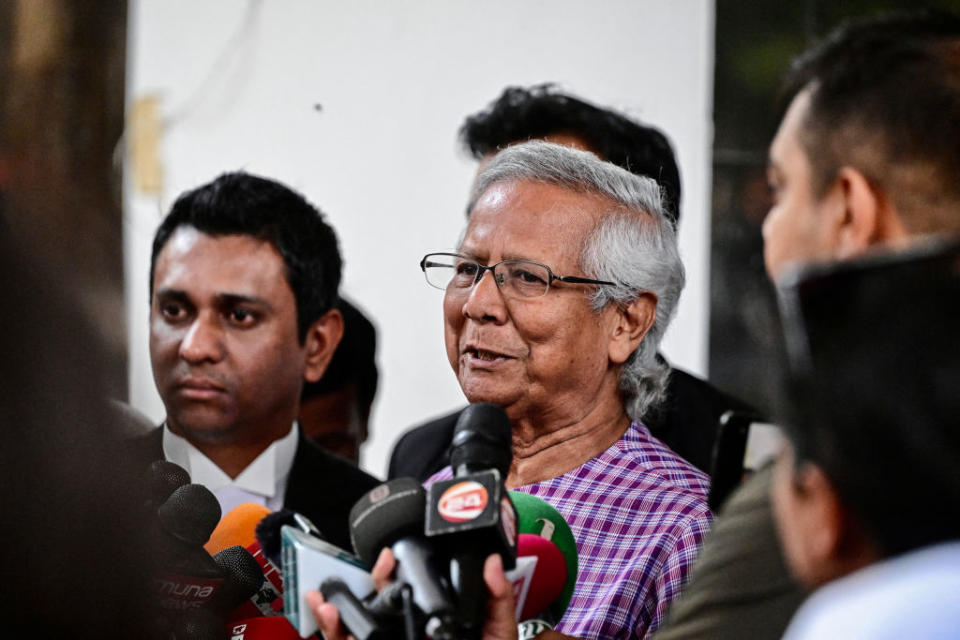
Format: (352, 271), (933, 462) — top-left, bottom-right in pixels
(162, 422), (299, 516)
(783, 541), (960, 640)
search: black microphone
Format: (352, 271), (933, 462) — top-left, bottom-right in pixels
(256, 508), (322, 567)
(157, 483), (222, 548)
(350, 478), (459, 640)
(152, 483), (225, 611)
(144, 460), (191, 510)
(424, 403), (518, 640)
(209, 545), (265, 615)
(320, 577), (396, 640)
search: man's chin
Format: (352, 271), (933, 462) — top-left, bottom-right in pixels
(167, 409), (237, 444)
(459, 379), (518, 411)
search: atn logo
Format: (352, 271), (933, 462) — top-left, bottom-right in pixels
(438, 481), (489, 522)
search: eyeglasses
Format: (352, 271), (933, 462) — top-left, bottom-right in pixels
(419, 252), (616, 299)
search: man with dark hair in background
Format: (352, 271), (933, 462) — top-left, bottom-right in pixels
(459, 85), (683, 224)
(129, 171), (379, 550)
(653, 9), (960, 640)
(299, 297), (378, 464)
(389, 84), (751, 480)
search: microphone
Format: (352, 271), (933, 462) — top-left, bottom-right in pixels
(157, 483), (222, 548)
(319, 577), (399, 640)
(152, 483), (225, 611)
(280, 525), (375, 637)
(256, 508), (323, 567)
(201, 503), (287, 621)
(424, 403), (518, 640)
(350, 477), (459, 640)
(263, 507), (373, 638)
(205, 502), (270, 555)
(506, 492), (579, 635)
(209, 545), (265, 614)
(144, 460), (191, 509)
(510, 534), (567, 621)
(227, 616), (303, 639)
(150, 488), (275, 639)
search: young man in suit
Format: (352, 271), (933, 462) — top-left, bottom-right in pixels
(131, 171), (380, 549)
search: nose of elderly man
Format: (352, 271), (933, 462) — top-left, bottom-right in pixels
(461, 269), (509, 323)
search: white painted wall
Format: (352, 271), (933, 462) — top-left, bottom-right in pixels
(124, 0), (715, 478)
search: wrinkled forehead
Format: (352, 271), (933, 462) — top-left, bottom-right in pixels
(459, 179), (610, 267)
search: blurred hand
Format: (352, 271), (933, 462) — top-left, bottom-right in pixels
(481, 553), (518, 640)
(307, 547), (396, 640)
(307, 549), (574, 640)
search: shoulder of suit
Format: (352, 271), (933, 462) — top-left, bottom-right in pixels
(294, 435), (380, 487)
(667, 367), (756, 414)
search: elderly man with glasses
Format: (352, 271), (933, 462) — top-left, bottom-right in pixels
(313, 140), (712, 640)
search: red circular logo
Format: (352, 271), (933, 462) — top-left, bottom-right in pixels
(438, 481), (489, 522)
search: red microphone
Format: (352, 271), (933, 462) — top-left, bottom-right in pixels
(205, 504), (284, 620)
(227, 616), (302, 639)
(513, 533), (568, 622)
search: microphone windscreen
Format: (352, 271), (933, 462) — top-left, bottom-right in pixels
(450, 403), (512, 475)
(349, 478), (425, 565)
(510, 491), (578, 619)
(515, 534), (567, 621)
(146, 460), (191, 505)
(255, 509), (299, 566)
(205, 503), (271, 554)
(211, 545), (265, 612)
(158, 483), (222, 546)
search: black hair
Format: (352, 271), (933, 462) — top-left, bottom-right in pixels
(459, 84), (682, 225)
(776, 239), (960, 558)
(781, 10), (960, 228)
(149, 171), (341, 342)
(301, 297), (378, 419)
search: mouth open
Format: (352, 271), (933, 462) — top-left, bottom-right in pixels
(464, 347), (514, 366)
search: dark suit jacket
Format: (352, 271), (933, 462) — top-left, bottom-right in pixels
(128, 426), (381, 551)
(388, 366), (753, 481)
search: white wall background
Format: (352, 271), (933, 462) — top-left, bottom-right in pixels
(125, 0), (715, 478)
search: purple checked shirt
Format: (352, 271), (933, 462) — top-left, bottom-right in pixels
(430, 422), (712, 639)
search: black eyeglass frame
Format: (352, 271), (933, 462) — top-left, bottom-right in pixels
(419, 252), (617, 298)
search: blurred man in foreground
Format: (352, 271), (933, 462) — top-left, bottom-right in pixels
(654, 9), (960, 640)
(773, 242), (960, 639)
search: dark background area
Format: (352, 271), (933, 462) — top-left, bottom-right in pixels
(708, 0), (958, 418)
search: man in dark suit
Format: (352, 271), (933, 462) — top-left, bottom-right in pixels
(389, 85), (750, 480)
(129, 171), (379, 550)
